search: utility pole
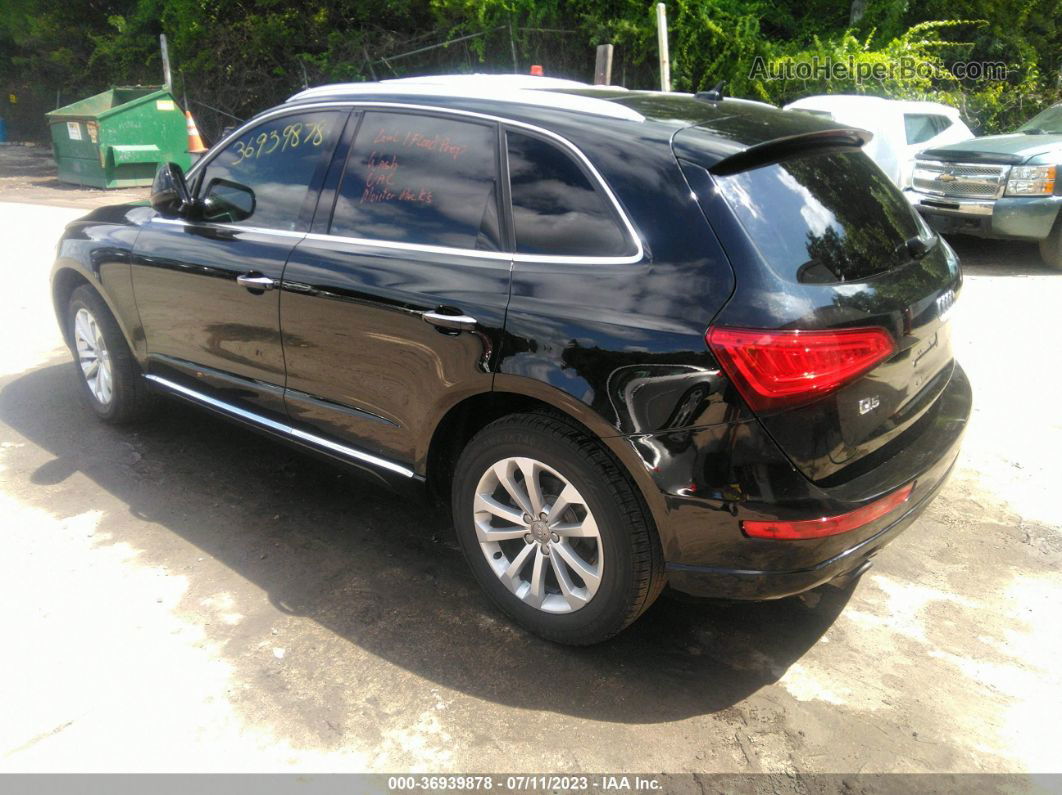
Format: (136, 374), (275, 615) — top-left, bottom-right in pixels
(655, 4), (670, 92)
(509, 22), (519, 74)
(159, 34), (173, 91)
(594, 44), (614, 86)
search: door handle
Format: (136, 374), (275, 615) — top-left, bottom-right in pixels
(236, 273), (276, 291)
(421, 310), (478, 332)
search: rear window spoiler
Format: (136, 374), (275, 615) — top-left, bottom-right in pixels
(708, 128), (872, 176)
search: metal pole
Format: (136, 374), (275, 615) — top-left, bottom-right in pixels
(509, 23), (519, 74)
(594, 44), (614, 86)
(655, 3), (670, 92)
(160, 34), (173, 91)
(362, 45), (378, 81)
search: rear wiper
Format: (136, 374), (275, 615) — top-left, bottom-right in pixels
(901, 234), (939, 261)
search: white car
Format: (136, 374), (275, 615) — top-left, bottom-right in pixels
(784, 95), (974, 188)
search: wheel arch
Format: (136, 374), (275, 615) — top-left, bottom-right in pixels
(421, 385), (668, 528)
(51, 267), (94, 347)
(51, 264), (143, 360)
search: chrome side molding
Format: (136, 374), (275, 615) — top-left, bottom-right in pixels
(144, 374), (416, 478)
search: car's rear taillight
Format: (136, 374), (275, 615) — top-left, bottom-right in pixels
(705, 326), (895, 412)
(742, 482), (915, 540)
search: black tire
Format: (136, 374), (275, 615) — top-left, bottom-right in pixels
(66, 285), (153, 423)
(1039, 219), (1062, 270)
(451, 413), (665, 645)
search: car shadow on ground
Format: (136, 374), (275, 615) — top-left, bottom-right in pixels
(945, 234), (1059, 276)
(1, 362), (854, 725)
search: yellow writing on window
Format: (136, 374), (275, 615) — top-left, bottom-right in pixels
(233, 120), (326, 165)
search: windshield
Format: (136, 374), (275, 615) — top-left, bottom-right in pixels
(1017, 105), (1062, 134)
(716, 150), (924, 283)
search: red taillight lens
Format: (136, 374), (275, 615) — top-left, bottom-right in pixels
(706, 326), (895, 412)
(742, 483), (915, 540)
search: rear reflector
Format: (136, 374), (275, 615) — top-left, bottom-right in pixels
(706, 326), (895, 412)
(742, 482), (915, 540)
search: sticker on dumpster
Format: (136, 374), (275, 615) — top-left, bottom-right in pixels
(86, 122), (99, 143)
(67, 122), (82, 141)
(156, 99), (175, 111)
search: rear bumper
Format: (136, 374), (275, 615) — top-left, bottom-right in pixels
(665, 449), (958, 599)
(905, 189), (1062, 241)
(632, 362), (972, 600)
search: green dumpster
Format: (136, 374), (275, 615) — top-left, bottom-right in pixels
(46, 86), (192, 189)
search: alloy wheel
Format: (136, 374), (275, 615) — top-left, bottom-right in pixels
(473, 456), (603, 613)
(74, 307), (113, 406)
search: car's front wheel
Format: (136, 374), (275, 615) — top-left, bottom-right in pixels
(451, 413), (664, 645)
(67, 285), (152, 423)
(1039, 219), (1062, 270)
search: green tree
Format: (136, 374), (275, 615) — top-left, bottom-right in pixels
(1, 0), (1058, 141)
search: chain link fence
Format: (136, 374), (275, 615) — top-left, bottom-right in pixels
(3, 26), (657, 145)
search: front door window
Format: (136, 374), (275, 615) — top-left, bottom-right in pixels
(196, 110), (346, 231)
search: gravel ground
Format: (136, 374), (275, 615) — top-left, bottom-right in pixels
(0, 144), (149, 208)
(0, 158), (1059, 777)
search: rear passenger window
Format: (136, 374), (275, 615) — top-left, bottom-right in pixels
(904, 114), (950, 145)
(331, 112), (502, 251)
(932, 115), (954, 134)
(506, 130), (632, 257)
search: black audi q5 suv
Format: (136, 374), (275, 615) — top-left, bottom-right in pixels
(51, 76), (971, 644)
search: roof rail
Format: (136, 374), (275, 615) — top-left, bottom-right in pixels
(382, 74), (591, 90)
(287, 77), (646, 122)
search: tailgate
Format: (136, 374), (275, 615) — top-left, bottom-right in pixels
(677, 127), (962, 484)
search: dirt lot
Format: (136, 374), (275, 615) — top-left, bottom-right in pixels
(0, 144), (149, 208)
(0, 150), (1060, 776)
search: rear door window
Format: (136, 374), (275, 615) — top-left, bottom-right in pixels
(712, 150), (922, 283)
(330, 111), (502, 251)
(931, 115), (954, 135)
(904, 114), (950, 144)
(505, 129), (633, 257)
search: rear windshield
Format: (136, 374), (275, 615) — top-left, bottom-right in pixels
(715, 150), (922, 283)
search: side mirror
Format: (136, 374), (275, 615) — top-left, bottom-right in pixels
(201, 178), (255, 223)
(151, 162), (192, 217)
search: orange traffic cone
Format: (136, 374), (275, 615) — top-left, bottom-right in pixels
(185, 110), (207, 154)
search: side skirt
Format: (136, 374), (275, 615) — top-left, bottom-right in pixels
(144, 374), (420, 482)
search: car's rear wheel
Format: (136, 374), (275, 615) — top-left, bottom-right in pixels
(451, 413), (664, 644)
(1039, 219), (1062, 270)
(67, 285), (152, 423)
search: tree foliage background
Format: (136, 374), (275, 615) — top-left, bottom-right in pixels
(1, 0), (1059, 141)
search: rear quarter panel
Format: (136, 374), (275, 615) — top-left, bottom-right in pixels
(496, 114), (739, 437)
